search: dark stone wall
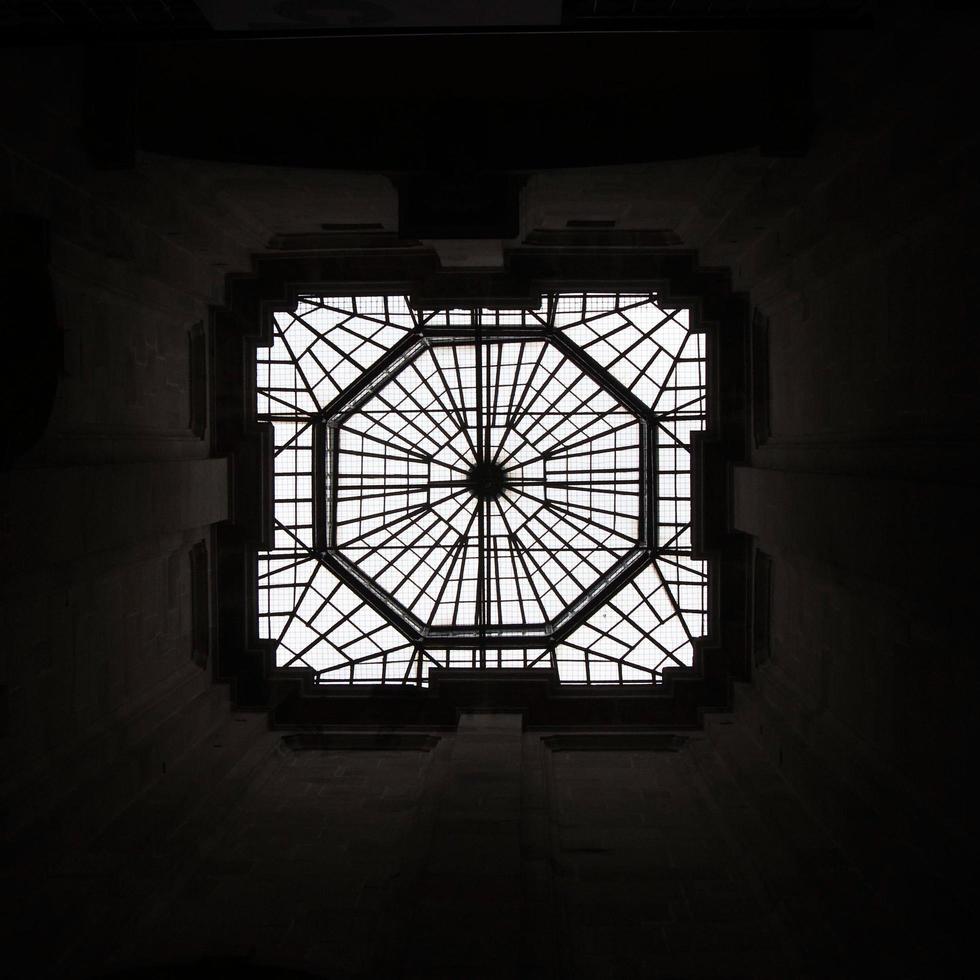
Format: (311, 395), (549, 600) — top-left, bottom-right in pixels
(727, 4), (977, 895)
(0, 46), (241, 861)
(3, 714), (953, 979)
(710, 11), (979, 965)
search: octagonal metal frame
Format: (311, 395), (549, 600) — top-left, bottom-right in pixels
(306, 320), (657, 650)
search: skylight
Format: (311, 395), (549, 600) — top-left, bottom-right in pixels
(256, 293), (708, 685)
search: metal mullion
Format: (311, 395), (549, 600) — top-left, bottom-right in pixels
(649, 353), (692, 420)
(616, 589), (685, 661)
(273, 562), (321, 645)
(585, 294), (656, 326)
(550, 331), (651, 420)
(501, 507), (572, 607)
(516, 460), (641, 481)
(342, 421), (443, 466)
(656, 553), (706, 579)
(475, 312), (485, 461)
(513, 486), (635, 545)
(257, 552), (314, 582)
(288, 594), (385, 663)
(271, 417), (316, 457)
(513, 417), (639, 471)
(326, 311), (400, 351)
(493, 361), (576, 470)
(332, 488), (449, 528)
(495, 339), (528, 458)
(274, 520), (324, 555)
(426, 517), (477, 628)
(483, 328), (494, 464)
(533, 370), (620, 440)
(380, 360), (468, 456)
(474, 311), (487, 648)
(490, 339), (504, 454)
(367, 385), (464, 466)
(383, 496), (477, 606)
(275, 324), (324, 411)
(501, 369), (620, 465)
(582, 605), (634, 653)
(655, 429), (697, 453)
(491, 529), (504, 629)
(493, 497), (551, 623)
(318, 335), (421, 422)
(315, 422), (329, 552)
(649, 558), (698, 645)
(318, 306), (400, 336)
(520, 501), (613, 584)
(339, 641), (416, 669)
(299, 329), (365, 391)
(336, 481), (439, 505)
(316, 549), (423, 642)
(335, 489), (454, 546)
(450, 342), (480, 461)
(563, 641), (656, 679)
(534, 502), (630, 566)
(371, 491), (475, 577)
(417, 343), (479, 462)
(569, 299), (655, 351)
(504, 528), (529, 626)
(262, 389), (320, 416)
(632, 327), (692, 397)
(656, 524), (689, 550)
(314, 300), (396, 328)
(653, 391), (706, 419)
(476, 498), (486, 637)
(512, 507), (590, 596)
(603, 309), (678, 372)
(490, 341), (551, 465)
(515, 477), (639, 494)
(338, 486), (471, 547)
(517, 445), (642, 473)
(448, 536), (472, 628)
(338, 444), (429, 467)
(572, 313), (635, 352)
(315, 590), (379, 645)
(334, 618), (394, 652)
(506, 531), (552, 623)
(407, 518), (476, 618)
(563, 628), (632, 661)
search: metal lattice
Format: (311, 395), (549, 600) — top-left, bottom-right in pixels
(256, 293), (708, 685)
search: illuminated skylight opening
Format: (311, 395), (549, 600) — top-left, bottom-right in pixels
(256, 293), (707, 685)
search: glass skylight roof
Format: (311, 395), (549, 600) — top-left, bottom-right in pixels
(256, 293), (708, 685)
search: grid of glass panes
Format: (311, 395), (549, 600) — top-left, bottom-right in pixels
(256, 293), (707, 685)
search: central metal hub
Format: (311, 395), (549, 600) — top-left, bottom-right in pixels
(466, 460), (508, 501)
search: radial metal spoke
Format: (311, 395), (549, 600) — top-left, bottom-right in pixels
(510, 418), (640, 472)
